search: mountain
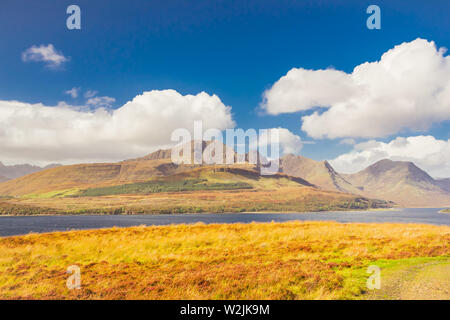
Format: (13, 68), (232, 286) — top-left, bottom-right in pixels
(0, 141), (238, 196)
(124, 140), (237, 163)
(279, 154), (361, 194)
(1, 142), (448, 208)
(0, 141), (393, 214)
(0, 158), (188, 196)
(436, 178), (450, 193)
(0, 163), (391, 215)
(343, 159), (450, 207)
(124, 140), (271, 166)
(77, 165), (315, 197)
(0, 162), (60, 182)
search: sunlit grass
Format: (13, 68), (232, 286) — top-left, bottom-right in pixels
(0, 221), (448, 299)
(24, 188), (80, 199)
(76, 179), (252, 197)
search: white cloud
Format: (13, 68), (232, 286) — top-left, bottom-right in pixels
(86, 96), (116, 108)
(262, 68), (355, 114)
(330, 135), (450, 178)
(65, 87), (80, 98)
(275, 128), (303, 155)
(0, 90), (235, 166)
(262, 39), (450, 139)
(22, 44), (69, 68)
(256, 128), (303, 156)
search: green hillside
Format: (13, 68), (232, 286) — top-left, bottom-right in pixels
(77, 178), (252, 197)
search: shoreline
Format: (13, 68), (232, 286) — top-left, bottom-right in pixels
(1, 208), (449, 237)
(0, 207), (400, 217)
(2, 218), (450, 239)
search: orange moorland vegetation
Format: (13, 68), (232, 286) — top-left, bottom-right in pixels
(0, 221), (448, 299)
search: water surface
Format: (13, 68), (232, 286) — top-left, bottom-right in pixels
(0, 207), (448, 237)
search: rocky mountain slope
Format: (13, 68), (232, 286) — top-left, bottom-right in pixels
(279, 154), (361, 194)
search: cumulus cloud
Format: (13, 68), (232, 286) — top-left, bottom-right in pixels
(0, 90), (235, 165)
(262, 39), (450, 139)
(256, 128), (303, 156)
(65, 87), (80, 98)
(330, 135), (450, 178)
(272, 128), (303, 155)
(262, 68), (355, 114)
(22, 44), (69, 69)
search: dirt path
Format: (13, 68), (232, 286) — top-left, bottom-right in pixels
(364, 260), (450, 300)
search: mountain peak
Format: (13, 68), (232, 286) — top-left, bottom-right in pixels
(344, 158), (449, 206)
(365, 159), (434, 183)
(125, 140), (236, 163)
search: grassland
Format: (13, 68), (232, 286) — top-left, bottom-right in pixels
(77, 178), (253, 197)
(0, 221), (448, 299)
(0, 186), (389, 215)
(0, 201), (57, 215)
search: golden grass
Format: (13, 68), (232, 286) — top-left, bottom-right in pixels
(0, 221), (448, 299)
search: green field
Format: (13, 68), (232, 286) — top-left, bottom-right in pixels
(76, 179), (253, 197)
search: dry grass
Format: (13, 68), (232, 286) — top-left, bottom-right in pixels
(0, 221), (448, 299)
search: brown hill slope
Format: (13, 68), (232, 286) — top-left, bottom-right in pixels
(0, 141), (245, 197)
(0, 162), (60, 181)
(0, 158), (193, 196)
(343, 159), (450, 207)
(279, 154), (361, 194)
(0, 141), (258, 197)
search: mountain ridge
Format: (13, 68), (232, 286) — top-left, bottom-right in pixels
(279, 154), (361, 194)
(0, 144), (449, 207)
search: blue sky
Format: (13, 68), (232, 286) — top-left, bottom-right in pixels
(0, 0), (449, 175)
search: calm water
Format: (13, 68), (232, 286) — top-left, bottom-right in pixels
(0, 207), (449, 237)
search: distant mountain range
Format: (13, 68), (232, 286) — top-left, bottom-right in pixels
(0, 162), (60, 182)
(280, 155), (449, 207)
(0, 143), (449, 207)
